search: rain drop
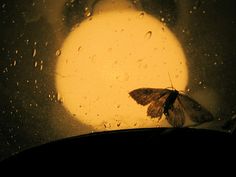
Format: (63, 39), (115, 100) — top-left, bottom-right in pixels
(34, 61), (38, 67)
(139, 12), (145, 18)
(32, 49), (37, 57)
(78, 46), (81, 53)
(56, 50), (61, 56)
(84, 7), (91, 17)
(26, 39), (30, 45)
(144, 31), (152, 40)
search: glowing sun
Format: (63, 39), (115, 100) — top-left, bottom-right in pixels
(56, 0), (188, 131)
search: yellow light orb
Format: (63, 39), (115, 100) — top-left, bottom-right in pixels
(56, 1), (188, 131)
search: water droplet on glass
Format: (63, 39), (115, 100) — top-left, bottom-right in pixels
(139, 12), (145, 18)
(214, 62), (217, 65)
(34, 61), (38, 67)
(189, 10), (193, 14)
(56, 50), (61, 56)
(145, 31), (152, 40)
(202, 10), (206, 14)
(76, 46), (81, 51)
(13, 60), (17, 66)
(187, 88), (191, 92)
(161, 18), (165, 22)
(198, 81), (203, 85)
(26, 39), (30, 45)
(32, 49), (37, 57)
(40, 65), (43, 71)
(193, 6), (197, 10)
(84, 7), (91, 17)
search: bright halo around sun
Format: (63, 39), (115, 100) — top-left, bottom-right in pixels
(56, 0), (188, 131)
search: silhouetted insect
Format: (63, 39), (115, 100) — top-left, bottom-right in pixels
(129, 88), (214, 128)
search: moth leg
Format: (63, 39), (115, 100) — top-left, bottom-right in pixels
(157, 114), (164, 123)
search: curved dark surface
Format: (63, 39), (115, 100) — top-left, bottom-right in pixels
(1, 128), (234, 165)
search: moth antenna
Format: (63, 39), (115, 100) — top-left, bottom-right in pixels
(168, 72), (174, 89)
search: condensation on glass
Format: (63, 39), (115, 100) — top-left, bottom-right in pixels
(0, 0), (236, 161)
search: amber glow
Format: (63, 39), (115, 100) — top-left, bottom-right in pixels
(56, 0), (188, 130)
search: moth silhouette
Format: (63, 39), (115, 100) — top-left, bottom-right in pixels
(129, 88), (214, 127)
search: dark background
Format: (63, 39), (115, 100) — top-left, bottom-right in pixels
(0, 0), (236, 161)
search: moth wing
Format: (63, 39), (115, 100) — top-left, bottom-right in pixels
(129, 88), (169, 106)
(178, 94), (214, 123)
(166, 98), (185, 128)
(147, 93), (170, 118)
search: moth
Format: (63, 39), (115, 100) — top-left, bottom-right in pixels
(129, 88), (214, 128)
